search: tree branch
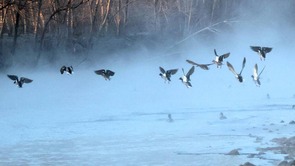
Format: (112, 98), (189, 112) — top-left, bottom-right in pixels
(167, 19), (236, 50)
(0, 1), (14, 11)
(36, 0), (89, 64)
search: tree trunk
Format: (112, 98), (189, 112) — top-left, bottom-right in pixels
(114, 0), (121, 36)
(67, 0), (73, 38)
(91, 0), (99, 34)
(34, 0), (42, 42)
(12, 11), (20, 55)
(124, 0), (128, 24)
(99, 0), (111, 34)
(0, 4), (8, 37)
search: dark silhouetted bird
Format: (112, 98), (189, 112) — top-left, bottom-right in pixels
(179, 66), (195, 88)
(186, 59), (213, 70)
(60, 66), (74, 75)
(159, 67), (178, 83)
(94, 69), (115, 80)
(7, 75), (33, 88)
(212, 49), (230, 68)
(250, 46), (272, 60)
(251, 64), (265, 87)
(227, 57), (246, 83)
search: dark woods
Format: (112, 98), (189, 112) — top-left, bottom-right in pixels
(0, 0), (294, 69)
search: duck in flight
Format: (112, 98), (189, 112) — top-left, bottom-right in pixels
(252, 64), (265, 87)
(226, 57), (246, 83)
(186, 59), (212, 70)
(250, 46), (272, 61)
(212, 49), (230, 68)
(60, 66), (74, 75)
(159, 67), (178, 83)
(94, 69), (115, 80)
(179, 66), (195, 88)
(7, 75), (33, 88)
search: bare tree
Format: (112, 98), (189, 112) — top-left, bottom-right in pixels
(36, 0), (88, 64)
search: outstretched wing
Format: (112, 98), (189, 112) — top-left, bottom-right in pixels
(218, 53), (230, 62)
(258, 66), (265, 77)
(186, 59), (198, 66)
(226, 61), (238, 77)
(221, 52), (230, 59)
(7, 75), (18, 81)
(186, 60), (211, 70)
(197, 64), (211, 70)
(159, 66), (165, 74)
(214, 49), (218, 56)
(250, 46), (261, 52)
(262, 47), (272, 53)
(239, 57), (246, 75)
(106, 70), (115, 76)
(94, 69), (105, 75)
(167, 69), (178, 75)
(186, 66), (195, 80)
(20, 77), (33, 84)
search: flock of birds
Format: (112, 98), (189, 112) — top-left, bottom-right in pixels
(7, 66), (116, 88)
(160, 46), (272, 88)
(6, 46), (272, 88)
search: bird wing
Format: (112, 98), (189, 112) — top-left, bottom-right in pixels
(253, 64), (258, 78)
(20, 77), (33, 83)
(167, 69), (178, 75)
(221, 52), (230, 59)
(60, 66), (66, 74)
(250, 46), (261, 52)
(258, 66), (265, 77)
(94, 69), (105, 75)
(197, 64), (210, 70)
(159, 66), (165, 74)
(239, 57), (246, 75)
(214, 49), (218, 56)
(226, 61), (238, 77)
(7, 75), (18, 81)
(262, 47), (272, 53)
(186, 59), (211, 70)
(186, 66), (195, 80)
(186, 59), (198, 65)
(106, 70), (115, 76)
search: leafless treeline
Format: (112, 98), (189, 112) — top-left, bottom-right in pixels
(0, 0), (294, 67)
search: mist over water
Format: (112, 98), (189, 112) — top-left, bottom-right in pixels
(1, 1), (295, 165)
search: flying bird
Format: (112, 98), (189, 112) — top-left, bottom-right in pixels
(212, 49), (230, 68)
(186, 59), (213, 70)
(179, 66), (195, 88)
(159, 67), (178, 83)
(251, 64), (265, 87)
(226, 57), (246, 83)
(94, 69), (115, 80)
(250, 46), (272, 60)
(7, 75), (33, 88)
(60, 66), (74, 75)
